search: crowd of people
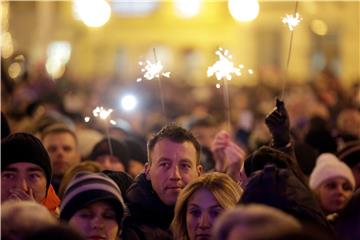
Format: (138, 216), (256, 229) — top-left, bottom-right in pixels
(1, 68), (360, 240)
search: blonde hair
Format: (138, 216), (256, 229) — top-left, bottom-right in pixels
(212, 204), (301, 240)
(171, 172), (242, 240)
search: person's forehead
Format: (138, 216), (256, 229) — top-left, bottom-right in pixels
(151, 139), (197, 160)
(322, 176), (350, 185)
(188, 188), (219, 207)
(153, 138), (196, 152)
(43, 131), (77, 144)
(3, 162), (44, 172)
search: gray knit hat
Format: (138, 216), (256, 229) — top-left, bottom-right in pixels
(60, 172), (127, 225)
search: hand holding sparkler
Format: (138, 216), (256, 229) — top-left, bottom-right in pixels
(265, 98), (290, 148)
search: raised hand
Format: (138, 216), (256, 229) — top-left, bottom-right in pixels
(211, 130), (246, 182)
(265, 98), (290, 148)
(8, 188), (36, 201)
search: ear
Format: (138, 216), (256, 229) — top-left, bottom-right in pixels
(196, 164), (203, 176)
(144, 162), (151, 180)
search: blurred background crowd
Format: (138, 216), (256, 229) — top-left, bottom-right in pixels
(1, 1), (360, 240)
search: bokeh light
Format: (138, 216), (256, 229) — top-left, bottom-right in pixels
(1, 32), (14, 59)
(8, 62), (21, 79)
(45, 41), (71, 80)
(174, 0), (201, 18)
(228, 0), (259, 22)
(73, 0), (111, 28)
(311, 19), (328, 36)
(121, 94), (138, 111)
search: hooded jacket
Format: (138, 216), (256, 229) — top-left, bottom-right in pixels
(122, 173), (173, 240)
(241, 146), (335, 237)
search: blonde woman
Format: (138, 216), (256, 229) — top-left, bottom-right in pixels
(171, 172), (242, 240)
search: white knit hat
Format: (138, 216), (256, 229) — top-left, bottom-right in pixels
(309, 153), (355, 190)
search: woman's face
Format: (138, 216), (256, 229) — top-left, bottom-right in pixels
(69, 201), (119, 240)
(316, 177), (353, 214)
(186, 188), (224, 240)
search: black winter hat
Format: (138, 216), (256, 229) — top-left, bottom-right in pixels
(102, 170), (133, 200)
(338, 141), (360, 168)
(89, 138), (130, 171)
(123, 137), (147, 164)
(1, 132), (52, 189)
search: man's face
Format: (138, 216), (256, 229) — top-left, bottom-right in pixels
(42, 132), (80, 177)
(1, 162), (47, 203)
(145, 138), (202, 206)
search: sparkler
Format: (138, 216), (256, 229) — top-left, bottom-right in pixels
(136, 60), (171, 82)
(207, 48), (241, 81)
(207, 48), (253, 131)
(84, 106), (116, 156)
(136, 48), (170, 120)
(282, 13), (302, 31)
(281, 1), (301, 100)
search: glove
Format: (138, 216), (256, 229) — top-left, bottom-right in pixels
(265, 98), (290, 147)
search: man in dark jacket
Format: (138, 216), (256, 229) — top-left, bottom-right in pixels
(122, 124), (203, 240)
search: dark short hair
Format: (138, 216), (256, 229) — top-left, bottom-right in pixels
(147, 124), (201, 164)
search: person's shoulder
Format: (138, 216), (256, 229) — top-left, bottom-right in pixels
(122, 218), (172, 240)
(126, 173), (152, 202)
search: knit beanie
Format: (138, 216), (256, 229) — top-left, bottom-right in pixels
(1, 132), (52, 189)
(89, 138), (129, 171)
(309, 153), (355, 190)
(337, 141), (360, 168)
(60, 172), (127, 225)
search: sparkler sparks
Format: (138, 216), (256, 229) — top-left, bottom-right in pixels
(207, 48), (253, 88)
(136, 60), (171, 82)
(282, 13), (302, 31)
(207, 48), (241, 81)
(84, 106), (116, 125)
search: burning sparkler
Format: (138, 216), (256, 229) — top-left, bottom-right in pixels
(282, 12), (302, 31)
(207, 48), (251, 131)
(207, 48), (241, 81)
(136, 48), (170, 121)
(208, 48), (253, 88)
(136, 60), (171, 82)
(84, 106), (116, 156)
(281, 1), (301, 100)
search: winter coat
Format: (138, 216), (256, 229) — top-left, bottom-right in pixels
(241, 146), (335, 237)
(121, 173), (173, 240)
